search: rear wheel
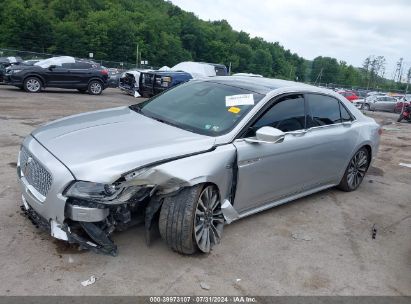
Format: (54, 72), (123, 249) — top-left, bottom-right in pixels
(338, 147), (370, 192)
(24, 77), (41, 93)
(159, 184), (224, 254)
(88, 80), (103, 95)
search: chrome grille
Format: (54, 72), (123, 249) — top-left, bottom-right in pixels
(20, 146), (52, 197)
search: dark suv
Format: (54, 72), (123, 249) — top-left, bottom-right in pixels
(5, 56), (109, 94)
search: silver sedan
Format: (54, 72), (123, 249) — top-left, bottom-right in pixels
(361, 95), (398, 112)
(17, 77), (381, 255)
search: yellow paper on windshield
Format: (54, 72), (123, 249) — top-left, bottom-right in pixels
(228, 106), (241, 114)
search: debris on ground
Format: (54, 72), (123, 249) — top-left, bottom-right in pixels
(236, 278), (241, 282)
(372, 224), (378, 239)
(382, 127), (401, 131)
(399, 163), (411, 168)
(200, 282), (210, 290)
(81, 276), (96, 287)
(291, 232), (312, 241)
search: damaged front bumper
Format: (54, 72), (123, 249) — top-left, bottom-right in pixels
(20, 196), (118, 256)
(17, 136), (125, 255)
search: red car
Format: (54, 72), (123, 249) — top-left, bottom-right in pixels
(338, 90), (359, 102)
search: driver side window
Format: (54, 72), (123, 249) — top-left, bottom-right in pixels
(244, 94), (306, 137)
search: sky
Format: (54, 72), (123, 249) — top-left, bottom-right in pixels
(171, 0), (411, 79)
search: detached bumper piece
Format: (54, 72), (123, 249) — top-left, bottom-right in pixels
(63, 222), (118, 257)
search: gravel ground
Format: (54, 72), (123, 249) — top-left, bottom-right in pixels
(0, 85), (410, 296)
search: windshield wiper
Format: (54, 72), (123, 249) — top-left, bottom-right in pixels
(129, 104), (142, 113)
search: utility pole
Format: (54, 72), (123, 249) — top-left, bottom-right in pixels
(314, 68), (323, 85)
(405, 67), (411, 95)
(136, 43), (139, 68)
(289, 66), (294, 80)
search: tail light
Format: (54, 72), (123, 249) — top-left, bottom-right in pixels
(161, 76), (172, 87)
(100, 69), (108, 75)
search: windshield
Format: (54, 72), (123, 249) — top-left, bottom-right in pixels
(131, 81), (264, 136)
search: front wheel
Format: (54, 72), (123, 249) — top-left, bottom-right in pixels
(159, 184), (224, 254)
(338, 147), (370, 192)
(362, 104), (370, 111)
(88, 80), (103, 95)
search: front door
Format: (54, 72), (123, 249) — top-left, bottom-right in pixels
(44, 63), (72, 87)
(233, 94), (315, 213)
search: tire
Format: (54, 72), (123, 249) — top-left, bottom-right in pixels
(337, 147), (370, 192)
(88, 80), (103, 95)
(159, 184), (224, 254)
(363, 104), (370, 111)
(78, 89), (87, 94)
(23, 77), (42, 93)
(397, 114), (403, 122)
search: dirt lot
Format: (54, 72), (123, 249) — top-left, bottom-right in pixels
(0, 85), (410, 296)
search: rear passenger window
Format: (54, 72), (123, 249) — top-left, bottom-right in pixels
(72, 62), (92, 69)
(307, 94), (341, 127)
(340, 104), (352, 122)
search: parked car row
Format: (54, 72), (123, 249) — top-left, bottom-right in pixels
(335, 88), (410, 114)
(119, 61), (228, 97)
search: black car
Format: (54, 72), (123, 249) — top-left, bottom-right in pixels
(0, 56), (23, 83)
(5, 56), (109, 94)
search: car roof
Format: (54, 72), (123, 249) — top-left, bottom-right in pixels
(205, 76), (316, 95)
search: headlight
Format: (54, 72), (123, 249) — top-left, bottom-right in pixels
(65, 181), (146, 204)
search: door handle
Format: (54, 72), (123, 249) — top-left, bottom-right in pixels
(287, 130), (307, 136)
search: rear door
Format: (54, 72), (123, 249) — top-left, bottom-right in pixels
(68, 62), (93, 87)
(373, 97), (386, 111)
(304, 94), (357, 181)
(384, 97), (397, 112)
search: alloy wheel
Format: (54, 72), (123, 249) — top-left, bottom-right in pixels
(347, 150), (368, 189)
(194, 185), (224, 253)
(90, 82), (102, 94)
(26, 79), (40, 92)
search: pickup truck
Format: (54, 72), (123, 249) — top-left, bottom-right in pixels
(139, 62), (227, 97)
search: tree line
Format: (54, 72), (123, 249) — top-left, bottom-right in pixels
(0, 0), (407, 91)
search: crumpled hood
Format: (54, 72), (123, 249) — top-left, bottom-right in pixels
(32, 106), (216, 183)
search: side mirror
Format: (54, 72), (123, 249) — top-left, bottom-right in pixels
(48, 65), (56, 70)
(245, 126), (285, 144)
